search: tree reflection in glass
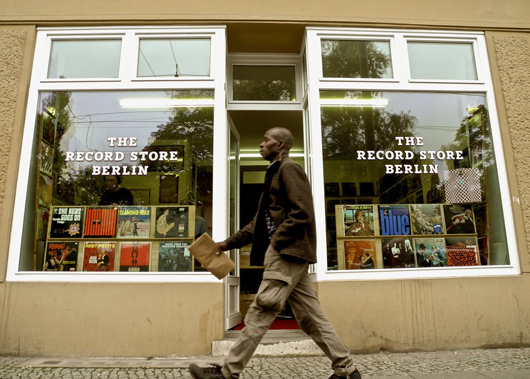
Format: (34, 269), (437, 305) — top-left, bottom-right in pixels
(321, 40), (392, 79)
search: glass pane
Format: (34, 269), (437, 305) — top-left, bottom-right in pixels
(232, 65), (296, 101)
(138, 39), (211, 77)
(23, 90), (214, 272)
(48, 40), (121, 79)
(320, 91), (507, 271)
(321, 40), (393, 79)
(408, 42), (477, 80)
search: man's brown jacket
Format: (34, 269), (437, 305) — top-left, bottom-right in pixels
(223, 153), (317, 266)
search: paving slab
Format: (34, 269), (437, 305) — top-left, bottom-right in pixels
(479, 369), (530, 379)
(409, 372), (489, 379)
(1, 347), (530, 379)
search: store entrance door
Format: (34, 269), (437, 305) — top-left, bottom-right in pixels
(226, 110), (304, 330)
(225, 116), (242, 330)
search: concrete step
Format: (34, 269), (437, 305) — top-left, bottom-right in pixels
(212, 330), (324, 357)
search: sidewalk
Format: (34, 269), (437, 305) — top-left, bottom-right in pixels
(1, 347), (529, 378)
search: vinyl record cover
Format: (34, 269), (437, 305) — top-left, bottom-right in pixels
(44, 241), (79, 271)
(378, 205), (411, 236)
(84, 207), (118, 238)
(410, 204), (444, 235)
(338, 205), (376, 237)
(155, 207), (189, 238)
(49, 207), (85, 238)
(119, 242), (151, 272)
(446, 245), (479, 266)
(446, 237), (479, 266)
(82, 242), (117, 271)
(381, 237), (415, 268)
(443, 204), (476, 234)
(343, 240), (376, 270)
(413, 237), (447, 267)
(158, 241), (192, 272)
(117, 206), (151, 238)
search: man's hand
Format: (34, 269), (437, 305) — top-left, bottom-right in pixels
(216, 241), (228, 255)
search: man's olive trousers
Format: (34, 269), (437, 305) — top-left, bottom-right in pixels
(222, 246), (356, 378)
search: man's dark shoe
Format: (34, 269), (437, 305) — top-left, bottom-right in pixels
(189, 363), (225, 379)
(329, 368), (362, 379)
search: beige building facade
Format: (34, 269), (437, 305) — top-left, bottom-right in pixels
(0, 0), (529, 357)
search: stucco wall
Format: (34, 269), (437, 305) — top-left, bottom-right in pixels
(0, 282), (224, 356)
(0, 26), (35, 282)
(317, 31), (530, 354)
(1, 0), (529, 31)
(1, 4), (530, 356)
(318, 275), (530, 353)
(488, 32), (530, 274)
(0, 27), (28, 221)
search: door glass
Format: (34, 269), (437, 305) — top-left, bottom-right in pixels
(228, 129), (239, 275)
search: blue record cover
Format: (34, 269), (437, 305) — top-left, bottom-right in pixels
(378, 205), (411, 236)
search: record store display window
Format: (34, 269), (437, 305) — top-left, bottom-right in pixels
(321, 92), (506, 271)
(30, 90), (214, 273)
(8, 27), (226, 278)
(309, 28), (518, 275)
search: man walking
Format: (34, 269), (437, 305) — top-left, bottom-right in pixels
(189, 127), (361, 379)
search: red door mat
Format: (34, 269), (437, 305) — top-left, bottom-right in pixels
(232, 318), (300, 330)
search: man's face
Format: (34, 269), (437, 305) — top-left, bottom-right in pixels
(105, 176), (119, 191)
(259, 130), (282, 162)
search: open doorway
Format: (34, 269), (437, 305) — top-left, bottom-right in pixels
(229, 109), (304, 330)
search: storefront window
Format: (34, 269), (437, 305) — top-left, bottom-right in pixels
(320, 91), (507, 270)
(407, 42), (477, 80)
(232, 65), (296, 101)
(137, 38), (211, 77)
(321, 39), (393, 79)
(48, 39), (122, 79)
(26, 90), (214, 272)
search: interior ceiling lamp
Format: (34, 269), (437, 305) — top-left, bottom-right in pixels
(320, 98), (388, 108)
(238, 151), (305, 158)
(119, 98), (214, 108)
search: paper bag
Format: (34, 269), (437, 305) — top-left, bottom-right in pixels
(189, 234), (235, 279)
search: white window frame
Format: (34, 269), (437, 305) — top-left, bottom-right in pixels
(305, 27), (520, 281)
(7, 26), (228, 283)
(227, 53), (303, 111)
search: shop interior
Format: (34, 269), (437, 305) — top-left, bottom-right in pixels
(228, 109), (304, 329)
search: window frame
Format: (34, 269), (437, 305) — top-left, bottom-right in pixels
(227, 53), (303, 111)
(7, 26), (228, 283)
(304, 27), (520, 281)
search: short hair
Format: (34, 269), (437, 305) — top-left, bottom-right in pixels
(106, 175), (122, 184)
(268, 127), (293, 151)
